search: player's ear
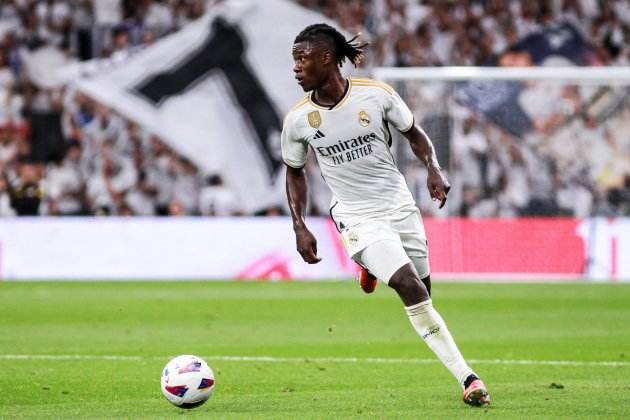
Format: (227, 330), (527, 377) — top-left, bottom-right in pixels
(322, 49), (333, 65)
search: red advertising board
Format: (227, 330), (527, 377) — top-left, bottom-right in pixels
(424, 218), (585, 278)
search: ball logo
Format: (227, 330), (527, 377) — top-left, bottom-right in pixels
(308, 111), (322, 128)
(198, 378), (215, 389)
(358, 110), (371, 127)
(178, 360), (202, 374)
(165, 385), (189, 397)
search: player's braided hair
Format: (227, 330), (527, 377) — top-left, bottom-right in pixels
(294, 23), (367, 67)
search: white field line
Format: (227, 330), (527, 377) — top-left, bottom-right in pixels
(0, 354), (627, 367)
(0, 354), (143, 361)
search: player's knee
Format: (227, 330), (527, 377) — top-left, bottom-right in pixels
(388, 264), (429, 303)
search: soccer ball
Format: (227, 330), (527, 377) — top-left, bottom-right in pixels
(160, 355), (215, 409)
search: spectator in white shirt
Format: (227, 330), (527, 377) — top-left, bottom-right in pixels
(199, 174), (241, 217)
(45, 140), (86, 215)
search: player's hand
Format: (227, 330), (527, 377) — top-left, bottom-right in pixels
(294, 227), (322, 264)
(427, 166), (451, 209)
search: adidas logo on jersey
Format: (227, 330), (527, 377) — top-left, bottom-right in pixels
(312, 130), (326, 140)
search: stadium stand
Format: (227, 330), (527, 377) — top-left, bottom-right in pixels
(0, 0), (629, 216)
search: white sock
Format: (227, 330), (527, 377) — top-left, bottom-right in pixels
(405, 299), (475, 388)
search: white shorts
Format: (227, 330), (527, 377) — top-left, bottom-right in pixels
(339, 208), (429, 283)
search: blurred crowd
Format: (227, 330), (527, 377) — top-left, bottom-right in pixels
(301, 0), (630, 218)
(0, 92), (242, 216)
(1, 0), (630, 217)
(301, 0), (630, 67)
(0, 0), (243, 216)
(403, 98), (630, 219)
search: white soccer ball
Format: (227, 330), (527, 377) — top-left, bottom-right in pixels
(160, 355), (215, 409)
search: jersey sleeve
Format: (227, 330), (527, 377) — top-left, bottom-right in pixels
(281, 113), (308, 168)
(383, 89), (414, 133)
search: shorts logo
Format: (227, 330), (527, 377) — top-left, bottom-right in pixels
(358, 110), (371, 127)
(348, 231), (359, 245)
(308, 111), (321, 128)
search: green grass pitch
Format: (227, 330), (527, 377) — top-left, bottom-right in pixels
(1, 280), (629, 419)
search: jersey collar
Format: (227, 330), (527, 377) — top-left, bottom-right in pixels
(309, 78), (352, 111)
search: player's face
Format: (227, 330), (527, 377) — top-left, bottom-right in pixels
(292, 41), (326, 92)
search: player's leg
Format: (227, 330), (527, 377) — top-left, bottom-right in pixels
(358, 240), (490, 406)
(354, 253), (427, 297)
(353, 240), (425, 305)
(393, 209), (432, 297)
(386, 261), (475, 388)
(421, 275), (431, 296)
(387, 263), (428, 304)
(393, 211), (489, 405)
(393, 265), (489, 406)
(410, 256), (431, 297)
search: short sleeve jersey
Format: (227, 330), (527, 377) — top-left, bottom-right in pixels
(281, 77), (417, 225)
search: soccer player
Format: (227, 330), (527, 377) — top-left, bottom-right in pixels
(282, 23), (490, 407)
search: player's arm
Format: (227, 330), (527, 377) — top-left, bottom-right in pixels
(382, 84), (450, 209)
(286, 165), (321, 264)
(282, 110), (321, 264)
(379, 87), (451, 208)
(402, 125), (450, 209)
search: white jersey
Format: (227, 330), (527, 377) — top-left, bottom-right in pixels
(281, 77), (417, 227)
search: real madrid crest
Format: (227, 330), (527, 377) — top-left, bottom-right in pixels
(308, 111), (321, 128)
(358, 110), (371, 127)
(348, 231), (359, 245)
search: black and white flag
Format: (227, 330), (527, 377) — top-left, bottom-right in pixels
(74, 0), (335, 213)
